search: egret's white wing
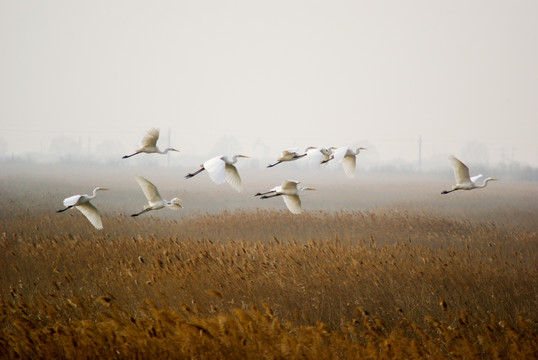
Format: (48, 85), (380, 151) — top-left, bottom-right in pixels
(283, 147), (299, 155)
(306, 149), (323, 170)
(342, 156), (356, 178)
(225, 164), (242, 192)
(332, 147), (348, 164)
(134, 176), (163, 203)
(281, 180), (300, 193)
(139, 128), (159, 148)
(283, 195), (302, 214)
(204, 156), (227, 184)
(76, 202), (103, 229)
(448, 155), (471, 184)
(63, 195), (82, 207)
(470, 174), (483, 184)
(168, 198), (183, 210)
(320, 148), (332, 164)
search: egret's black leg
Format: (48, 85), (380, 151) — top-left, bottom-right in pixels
(321, 156), (334, 164)
(122, 152), (140, 159)
(255, 190), (276, 196)
(131, 208), (152, 217)
(56, 206), (73, 213)
(260, 193), (282, 199)
(185, 167), (205, 179)
(267, 161), (282, 168)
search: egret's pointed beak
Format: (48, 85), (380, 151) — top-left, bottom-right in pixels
(101, 188), (109, 191)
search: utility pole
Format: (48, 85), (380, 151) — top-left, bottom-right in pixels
(418, 135), (422, 171)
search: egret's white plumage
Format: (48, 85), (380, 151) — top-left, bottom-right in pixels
(306, 147), (333, 169)
(332, 146), (367, 178)
(186, 155), (249, 192)
(255, 180), (315, 214)
(57, 187), (108, 229)
(123, 128), (179, 159)
(131, 175), (182, 216)
(267, 147), (314, 168)
(442, 155), (498, 194)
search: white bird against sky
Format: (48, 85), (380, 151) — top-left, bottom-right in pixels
(306, 147), (333, 169)
(267, 147), (316, 168)
(131, 175), (182, 217)
(57, 187), (108, 229)
(441, 155), (498, 194)
(185, 154), (249, 192)
(122, 127), (179, 159)
(255, 180), (316, 214)
(331, 146), (367, 178)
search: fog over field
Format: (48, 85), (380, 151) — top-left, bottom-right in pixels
(2, 161), (536, 234)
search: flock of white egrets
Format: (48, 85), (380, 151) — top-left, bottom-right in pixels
(57, 127), (498, 229)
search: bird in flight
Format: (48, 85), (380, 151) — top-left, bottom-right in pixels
(57, 187), (108, 229)
(122, 128), (179, 159)
(255, 180), (315, 214)
(131, 175), (182, 217)
(306, 147), (333, 169)
(331, 146), (367, 178)
(267, 147), (316, 168)
(441, 155), (498, 194)
(185, 155), (249, 192)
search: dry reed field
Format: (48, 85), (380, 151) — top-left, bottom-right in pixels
(1, 163), (537, 358)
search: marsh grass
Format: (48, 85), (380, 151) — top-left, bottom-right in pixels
(1, 210), (537, 359)
(0, 164), (536, 358)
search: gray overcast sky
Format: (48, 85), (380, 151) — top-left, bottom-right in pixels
(1, 1), (537, 165)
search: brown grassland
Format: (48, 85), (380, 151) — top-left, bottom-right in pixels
(0, 163), (537, 358)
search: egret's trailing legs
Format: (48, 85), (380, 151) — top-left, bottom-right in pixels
(255, 190), (276, 196)
(185, 167), (205, 179)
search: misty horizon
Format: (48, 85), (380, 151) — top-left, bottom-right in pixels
(1, 1), (537, 167)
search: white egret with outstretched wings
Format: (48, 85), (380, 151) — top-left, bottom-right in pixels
(185, 155), (249, 192)
(123, 128), (179, 159)
(306, 147), (333, 169)
(267, 147), (316, 168)
(441, 155), (498, 194)
(131, 175), (183, 217)
(57, 187), (108, 229)
(255, 180), (315, 214)
(332, 146), (367, 178)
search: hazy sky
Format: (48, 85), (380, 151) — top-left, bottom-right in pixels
(1, 1), (537, 166)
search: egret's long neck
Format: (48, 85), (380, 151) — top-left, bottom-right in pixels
(91, 188), (100, 198)
(476, 177), (495, 188)
(228, 155), (239, 164)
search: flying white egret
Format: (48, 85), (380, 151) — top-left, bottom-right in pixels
(306, 147), (333, 169)
(57, 187), (108, 229)
(441, 155), (498, 194)
(185, 155), (249, 192)
(267, 147), (316, 168)
(255, 180), (315, 214)
(131, 175), (183, 217)
(331, 146), (367, 178)
(122, 128), (179, 159)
